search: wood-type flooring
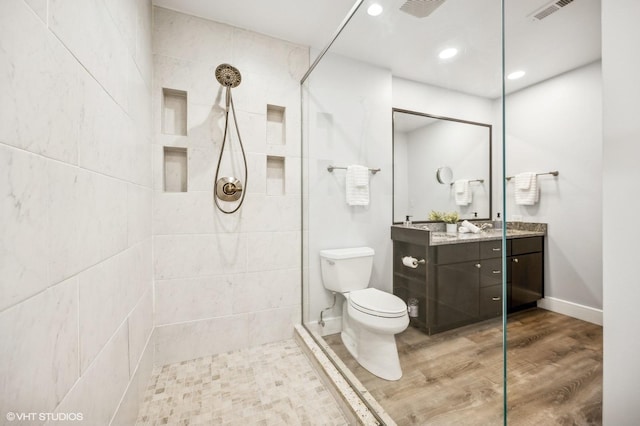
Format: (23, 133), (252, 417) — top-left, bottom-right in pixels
(324, 308), (602, 426)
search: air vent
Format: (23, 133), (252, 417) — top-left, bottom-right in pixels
(399, 0), (447, 19)
(530, 0), (575, 21)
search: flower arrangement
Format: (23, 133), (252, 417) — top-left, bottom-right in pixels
(428, 210), (459, 224)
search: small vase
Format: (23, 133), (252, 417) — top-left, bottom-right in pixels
(446, 223), (457, 234)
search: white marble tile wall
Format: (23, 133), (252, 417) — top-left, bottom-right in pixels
(0, 0), (153, 424)
(152, 7), (308, 365)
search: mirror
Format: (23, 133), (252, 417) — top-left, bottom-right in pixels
(436, 166), (454, 185)
(393, 109), (492, 223)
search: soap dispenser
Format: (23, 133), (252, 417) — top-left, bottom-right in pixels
(404, 215), (413, 227)
(493, 212), (503, 230)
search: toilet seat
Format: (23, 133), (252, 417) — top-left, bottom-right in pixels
(349, 288), (407, 318)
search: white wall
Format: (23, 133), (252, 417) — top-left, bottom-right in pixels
(393, 78), (496, 126)
(151, 8), (308, 365)
(602, 1), (640, 423)
(0, 0), (153, 424)
(303, 53), (393, 328)
(500, 62), (603, 312)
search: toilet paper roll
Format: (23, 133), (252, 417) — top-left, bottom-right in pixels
(461, 220), (481, 233)
(402, 256), (419, 269)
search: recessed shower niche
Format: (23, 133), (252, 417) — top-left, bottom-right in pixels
(266, 104), (286, 145)
(163, 147), (188, 192)
(162, 88), (188, 136)
(266, 156), (285, 195)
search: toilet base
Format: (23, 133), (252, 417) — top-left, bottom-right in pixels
(341, 326), (403, 381)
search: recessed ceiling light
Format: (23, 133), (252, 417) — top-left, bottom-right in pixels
(367, 3), (383, 16)
(438, 47), (458, 60)
(507, 70), (526, 80)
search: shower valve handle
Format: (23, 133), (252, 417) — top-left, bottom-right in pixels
(222, 182), (243, 196)
(215, 177), (244, 202)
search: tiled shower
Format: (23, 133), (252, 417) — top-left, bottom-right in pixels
(151, 7), (306, 366)
(1, 1), (308, 423)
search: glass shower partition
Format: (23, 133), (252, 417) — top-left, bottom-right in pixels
(302, 0), (505, 423)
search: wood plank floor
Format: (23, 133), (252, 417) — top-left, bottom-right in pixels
(324, 309), (602, 425)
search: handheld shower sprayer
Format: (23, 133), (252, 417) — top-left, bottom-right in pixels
(213, 64), (248, 214)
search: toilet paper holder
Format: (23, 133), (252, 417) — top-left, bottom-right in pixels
(402, 256), (425, 268)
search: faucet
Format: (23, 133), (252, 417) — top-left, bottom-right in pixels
(479, 223), (493, 231)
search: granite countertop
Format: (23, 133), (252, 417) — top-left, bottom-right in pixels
(392, 222), (546, 246)
(429, 228), (545, 246)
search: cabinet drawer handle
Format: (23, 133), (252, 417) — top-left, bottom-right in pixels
(492, 270), (501, 274)
(492, 296), (501, 301)
(492, 247), (501, 252)
(475, 263), (481, 269)
(513, 258), (519, 263)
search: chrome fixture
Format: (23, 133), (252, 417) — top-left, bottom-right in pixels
(326, 165), (381, 174)
(319, 292), (337, 327)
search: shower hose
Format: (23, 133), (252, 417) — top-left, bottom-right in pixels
(213, 85), (248, 214)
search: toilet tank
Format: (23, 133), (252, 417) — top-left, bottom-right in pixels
(319, 247), (375, 293)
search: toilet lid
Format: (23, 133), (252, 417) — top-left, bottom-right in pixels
(349, 288), (407, 318)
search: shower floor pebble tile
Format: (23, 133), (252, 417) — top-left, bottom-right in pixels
(136, 339), (348, 425)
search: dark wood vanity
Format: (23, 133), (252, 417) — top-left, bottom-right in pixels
(391, 224), (545, 335)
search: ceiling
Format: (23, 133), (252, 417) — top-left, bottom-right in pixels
(152, 0), (601, 99)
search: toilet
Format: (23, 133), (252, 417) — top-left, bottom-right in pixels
(320, 247), (409, 381)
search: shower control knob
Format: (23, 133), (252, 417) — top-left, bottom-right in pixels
(216, 177), (244, 202)
(222, 182), (242, 196)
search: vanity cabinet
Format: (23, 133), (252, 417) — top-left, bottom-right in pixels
(509, 237), (544, 311)
(391, 226), (544, 335)
(478, 240), (509, 320)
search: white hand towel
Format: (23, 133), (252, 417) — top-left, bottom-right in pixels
(514, 173), (539, 205)
(461, 220), (481, 233)
(454, 179), (472, 206)
(515, 172), (534, 190)
(350, 165), (369, 187)
(346, 165), (370, 206)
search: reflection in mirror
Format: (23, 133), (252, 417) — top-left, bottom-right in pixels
(393, 109), (491, 223)
(436, 166), (453, 184)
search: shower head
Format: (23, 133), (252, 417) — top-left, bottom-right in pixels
(215, 63), (242, 88)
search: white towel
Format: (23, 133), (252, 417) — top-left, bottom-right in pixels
(454, 179), (472, 206)
(351, 165), (369, 187)
(346, 165), (369, 206)
(514, 172), (539, 205)
(515, 172), (534, 190)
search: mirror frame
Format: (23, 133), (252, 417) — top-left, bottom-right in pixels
(392, 108), (493, 224)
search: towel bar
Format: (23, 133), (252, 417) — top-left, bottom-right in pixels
(506, 171), (559, 181)
(327, 165), (380, 174)
(449, 178), (484, 186)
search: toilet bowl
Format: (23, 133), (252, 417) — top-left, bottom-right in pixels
(320, 247), (409, 380)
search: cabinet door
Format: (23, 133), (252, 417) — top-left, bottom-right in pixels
(433, 261), (479, 328)
(511, 252), (543, 307)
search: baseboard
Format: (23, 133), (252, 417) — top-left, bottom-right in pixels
(306, 316), (342, 337)
(537, 297), (603, 326)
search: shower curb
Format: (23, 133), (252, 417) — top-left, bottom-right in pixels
(294, 325), (396, 426)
